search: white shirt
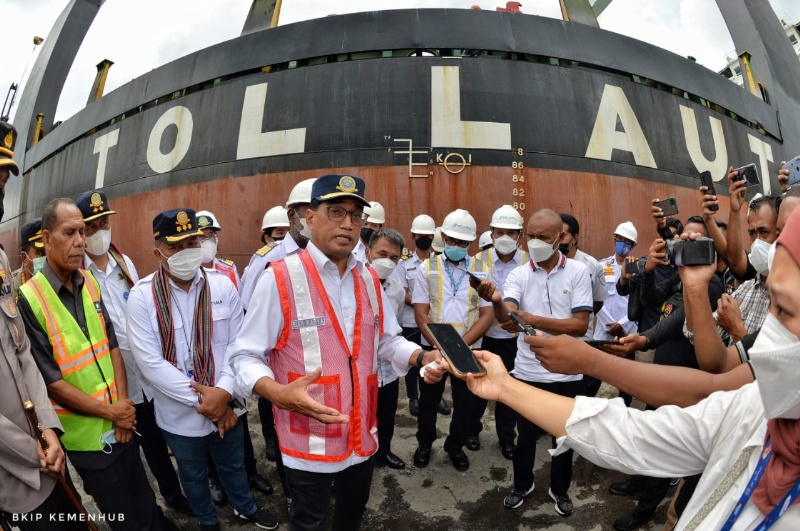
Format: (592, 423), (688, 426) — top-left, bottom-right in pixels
(390, 250), (428, 328)
(83, 252), (144, 404)
(239, 234), (301, 310)
(227, 242), (419, 473)
(378, 276), (406, 387)
(412, 255), (491, 348)
(593, 254), (636, 341)
(479, 248), (527, 339)
(126, 269), (241, 437)
(353, 239), (367, 264)
(572, 249), (609, 342)
(555, 383), (799, 530)
(504, 253), (592, 382)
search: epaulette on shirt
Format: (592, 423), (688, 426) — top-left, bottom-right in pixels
(256, 241), (277, 257)
(218, 258), (235, 266)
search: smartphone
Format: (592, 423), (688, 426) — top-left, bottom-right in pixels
(656, 197), (679, 217)
(699, 171), (718, 212)
(625, 260), (640, 275)
(733, 163), (760, 187)
(782, 155), (800, 186)
(424, 323), (486, 378)
(454, 265), (483, 289)
(587, 340), (617, 348)
(508, 311), (536, 335)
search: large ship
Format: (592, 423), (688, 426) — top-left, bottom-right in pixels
(4, 0), (800, 271)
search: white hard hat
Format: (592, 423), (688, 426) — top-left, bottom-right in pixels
(365, 201), (386, 224)
(491, 204), (524, 230)
(261, 206), (290, 231)
(614, 221), (638, 244)
(410, 214), (436, 235)
(196, 210), (221, 231)
(285, 178), (317, 208)
(441, 209), (477, 242)
(479, 231), (493, 249)
(432, 227), (445, 253)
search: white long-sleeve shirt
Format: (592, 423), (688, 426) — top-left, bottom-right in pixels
(228, 242), (419, 473)
(555, 383), (799, 530)
(593, 255), (636, 340)
(239, 234), (301, 310)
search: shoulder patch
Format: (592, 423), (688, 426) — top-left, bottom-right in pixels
(218, 258), (235, 266)
(256, 242), (277, 257)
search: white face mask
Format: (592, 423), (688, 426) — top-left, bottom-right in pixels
(767, 240), (777, 274)
(750, 238), (772, 277)
(85, 228), (111, 256)
(200, 239), (217, 263)
(293, 211), (312, 239)
(371, 258), (397, 280)
(493, 235), (518, 256)
(749, 313), (800, 419)
(527, 235), (559, 264)
(161, 247), (203, 281)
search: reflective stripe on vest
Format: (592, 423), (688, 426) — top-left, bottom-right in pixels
(214, 262), (238, 289)
(426, 255), (486, 332)
(478, 248), (529, 336)
(19, 271), (116, 451)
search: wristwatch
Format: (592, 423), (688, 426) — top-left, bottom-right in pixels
(416, 350), (426, 368)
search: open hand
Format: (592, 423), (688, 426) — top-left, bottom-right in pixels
(270, 368), (350, 424)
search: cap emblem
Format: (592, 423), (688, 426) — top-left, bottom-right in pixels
(336, 176), (357, 194)
(3, 130), (13, 149)
(176, 211), (192, 232)
(90, 192), (104, 213)
(198, 216), (210, 228)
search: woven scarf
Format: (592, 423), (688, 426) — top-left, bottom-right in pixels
(151, 265), (215, 386)
(108, 242), (135, 289)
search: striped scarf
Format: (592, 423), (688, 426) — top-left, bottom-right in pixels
(151, 265), (215, 386)
(108, 242), (135, 289)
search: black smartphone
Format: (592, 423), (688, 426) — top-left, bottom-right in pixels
(587, 340), (617, 348)
(508, 311), (536, 335)
(424, 323), (486, 379)
(625, 260), (640, 275)
(733, 163), (760, 187)
(699, 171), (718, 212)
(782, 155), (800, 186)
(656, 197), (679, 217)
(454, 265), (483, 289)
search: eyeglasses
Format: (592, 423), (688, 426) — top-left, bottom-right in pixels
(322, 205), (368, 226)
(443, 236), (470, 248)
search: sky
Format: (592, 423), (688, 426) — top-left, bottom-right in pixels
(1, 0), (800, 124)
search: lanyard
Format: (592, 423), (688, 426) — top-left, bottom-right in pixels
(172, 286), (198, 376)
(443, 258), (467, 295)
(721, 439), (800, 531)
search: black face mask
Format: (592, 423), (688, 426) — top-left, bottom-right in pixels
(558, 242), (570, 255)
(360, 227), (375, 245)
(415, 236), (433, 251)
(273, 236), (285, 242)
(0, 190), (5, 224)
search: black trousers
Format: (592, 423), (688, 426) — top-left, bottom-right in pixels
(402, 327), (422, 400)
(512, 378), (584, 495)
(475, 336), (518, 445)
(257, 397), (291, 498)
(284, 457), (374, 531)
(134, 398), (184, 505)
(416, 369), (472, 453)
(2, 477), (85, 531)
(72, 443), (177, 531)
(376, 378), (400, 455)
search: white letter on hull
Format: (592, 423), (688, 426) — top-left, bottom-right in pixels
(680, 105), (728, 180)
(430, 66), (511, 150)
(237, 83), (306, 159)
(93, 128), (119, 188)
(585, 85), (657, 168)
(748, 134), (774, 195)
(147, 106), (194, 174)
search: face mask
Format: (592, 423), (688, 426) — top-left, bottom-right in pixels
(200, 239), (217, 263)
(360, 227), (375, 245)
(558, 242), (571, 255)
(371, 258), (397, 280)
(527, 236), (559, 264)
(273, 235), (285, 242)
(493, 235), (518, 256)
(615, 241), (633, 258)
(32, 256), (46, 275)
(750, 238), (771, 277)
(160, 247), (203, 281)
(85, 228), (112, 256)
(749, 313), (800, 419)
(294, 211), (312, 240)
(99, 428), (117, 454)
(444, 245), (468, 262)
(415, 236), (433, 251)
(767, 241), (777, 273)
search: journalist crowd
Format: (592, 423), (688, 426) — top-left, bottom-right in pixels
(1, 115), (800, 531)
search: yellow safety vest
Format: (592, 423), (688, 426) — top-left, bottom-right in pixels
(425, 255), (487, 336)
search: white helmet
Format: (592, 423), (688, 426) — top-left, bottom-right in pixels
(285, 178), (317, 208)
(441, 209), (477, 242)
(614, 221), (638, 244)
(432, 227), (445, 253)
(196, 210), (221, 231)
(479, 231), (493, 249)
(491, 204), (524, 230)
(261, 206), (290, 231)
(410, 214), (436, 235)
(365, 201), (386, 224)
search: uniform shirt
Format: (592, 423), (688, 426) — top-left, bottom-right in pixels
(378, 275), (406, 387)
(353, 239), (367, 264)
(412, 255), (491, 348)
(479, 248), (527, 339)
(228, 242), (419, 474)
(240, 234), (301, 310)
(573, 249), (608, 342)
(504, 253), (592, 383)
(594, 255), (636, 341)
(555, 383), (800, 530)
(83, 252), (144, 404)
(126, 269), (241, 437)
(390, 250), (428, 329)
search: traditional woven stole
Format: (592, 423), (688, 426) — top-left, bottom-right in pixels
(108, 242), (135, 289)
(151, 266), (215, 386)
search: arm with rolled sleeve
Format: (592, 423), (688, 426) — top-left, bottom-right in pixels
(412, 263), (433, 344)
(125, 284), (199, 407)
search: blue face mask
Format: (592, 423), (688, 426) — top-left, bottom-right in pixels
(444, 245), (468, 262)
(615, 241), (633, 257)
(99, 428), (117, 454)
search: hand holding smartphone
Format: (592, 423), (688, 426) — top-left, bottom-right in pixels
(508, 311), (536, 335)
(424, 323), (486, 379)
(732, 163), (760, 188)
(699, 171), (718, 212)
(782, 156), (800, 186)
(655, 197), (679, 217)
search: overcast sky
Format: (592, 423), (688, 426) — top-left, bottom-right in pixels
(2, 0), (799, 124)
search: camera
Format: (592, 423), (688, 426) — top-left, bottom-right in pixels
(665, 237), (716, 266)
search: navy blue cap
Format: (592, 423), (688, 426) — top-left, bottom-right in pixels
(152, 208), (203, 243)
(310, 174), (369, 208)
(0, 121), (19, 176)
(20, 218), (43, 249)
(76, 190), (116, 222)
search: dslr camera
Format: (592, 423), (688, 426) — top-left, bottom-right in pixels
(665, 237), (716, 266)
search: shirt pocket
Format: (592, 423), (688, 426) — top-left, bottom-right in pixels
(211, 304), (231, 353)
